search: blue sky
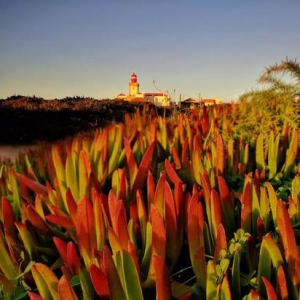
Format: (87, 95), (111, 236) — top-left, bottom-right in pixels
(1, 1), (299, 102)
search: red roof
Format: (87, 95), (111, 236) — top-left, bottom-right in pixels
(144, 93), (164, 96)
(130, 72), (137, 83)
(202, 99), (216, 102)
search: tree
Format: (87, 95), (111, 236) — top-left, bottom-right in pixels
(258, 57), (300, 96)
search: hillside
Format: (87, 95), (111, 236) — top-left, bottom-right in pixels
(0, 96), (151, 145)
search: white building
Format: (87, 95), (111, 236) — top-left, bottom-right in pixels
(115, 72), (171, 107)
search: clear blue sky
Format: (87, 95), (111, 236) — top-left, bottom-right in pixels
(1, 1), (299, 102)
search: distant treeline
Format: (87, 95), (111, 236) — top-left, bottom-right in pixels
(0, 95), (115, 112)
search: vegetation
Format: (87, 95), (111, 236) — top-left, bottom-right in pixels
(0, 98), (156, 145)
(0, 59), (299, 299)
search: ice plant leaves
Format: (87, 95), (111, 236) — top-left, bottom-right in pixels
(217, 176), (235, 237)
(16, 172), (47, 196)
(76, 196), (95, 269)
(90, 264), (110, 297)
(0, 101), (300, 299)
(261, 277), (277, 300)
(210, 189), (223, 243)
(58, 274), (78, 300)
(31, 263), (59, 300)
(15, 222), (36, 260)
(114, 250), (144, 300)
(282, 127), (298, 178)
(153, 255), (172, 300)
(130, 141), (156, 202)
(108, 125), (123, 175)
(102, 246), (126, 300)
(256, 133), (266, 171)
(276, 200), (300, 299)
(206, 260), (217, 300)
(216, 133), (225, 176)
(257, 233), (284, 298)
(165, 158), (182, 185)
(1, 196), (17, 241)
(0, 231), (18, 281)
(241, 182), (252, 234)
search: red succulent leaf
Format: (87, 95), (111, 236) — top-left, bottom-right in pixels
(90, 264), (110, 297)
(151, 204), (166, 260)
(210, 189), (223, 243)
(200, 172), (211, 211)
(95, 191), (110, 226)
(164, 179), (179, 267)
(27, 205), (51, 234)
(48, 204), (69, 217)
(45, 181), (59, 206)
(118, 168), (128, 205)
(217, 176), (235, 236)
(58, 274), (78, 300)
(102, 246), (126, 299)
(76, 197), (95, 260)
(187, 192), (204, 270)
(93, 192), (106, 252)
(178, 293), (192, 300)
(194, 245), (206, 291)
(108, 189), (118, 230)
(174, 182), (184, 218)
(216, 133), (225, 176)
(66, 188), (77, 223)
(16, 172), (47, 196)
(200, 106), (209, 136)
(277, 200), (300, 263)
(153, 171), (166, 218)
(147, 174), (156, 210)
(129, 200), (138, 223)
(262, 277), (277, 299)
(256, 216), (266, 242)
(128, 240), (141, 279)
(124, 137), (138, 189)
(276, 200), (300, 298)
(174, 182), (185, 252)
(115, 200), (130, 250)
(53, 237), (68, 266)
(213, 224), (227, 260)
(46, 215), (74, 230)
(130, 141), (156, 202)
(276, 265), (288, 300)
(153, 255), (172, 300)
(136, 189), (147, 248)
(171, 145), (182, 169)
(165, 159), (182, 185)
(67, 241), (81, 275)
(241, 182), (252, 234)
(1, 197), (17, 240)
(78, 150), (90, 199)
(27, 292), (45, 300)
(181, 138), (190, 168)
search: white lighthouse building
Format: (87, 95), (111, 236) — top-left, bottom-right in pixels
(115, 72), (170, 106)
(129, 72), (139, 96)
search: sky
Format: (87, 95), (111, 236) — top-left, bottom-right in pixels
(1, 1), (299, 102)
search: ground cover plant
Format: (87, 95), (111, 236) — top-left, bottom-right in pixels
(0, 59), (299, 299)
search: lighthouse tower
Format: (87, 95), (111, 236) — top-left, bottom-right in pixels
(129, 72), (139, 96)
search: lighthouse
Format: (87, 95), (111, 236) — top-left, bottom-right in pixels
(129, 72), (139, 96)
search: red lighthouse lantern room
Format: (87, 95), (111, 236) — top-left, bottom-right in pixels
(130, 72), (137, 83)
